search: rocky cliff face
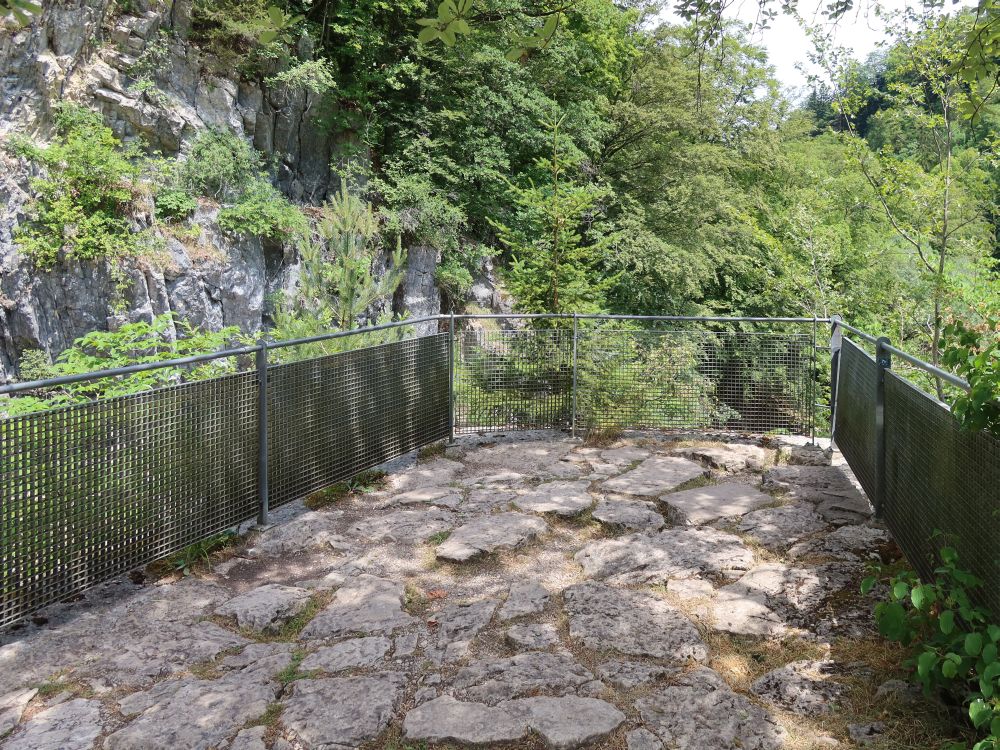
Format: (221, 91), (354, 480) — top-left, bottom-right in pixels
(0, 0), (487, 384)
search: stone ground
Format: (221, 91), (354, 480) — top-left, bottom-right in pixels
(0, 431), (962, 749)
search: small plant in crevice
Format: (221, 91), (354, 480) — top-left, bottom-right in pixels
(156, 530), (238, 577)
(862, 543), (1000, 749)
(304, 469), (388, 509)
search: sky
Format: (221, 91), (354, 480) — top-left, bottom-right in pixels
(661, 0), (973, 95)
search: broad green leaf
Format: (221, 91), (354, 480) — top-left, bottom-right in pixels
(267, 5), (284, 25)
(892, 581), (910, 600)
(939, 609), (955, 634)
(942, 659), (958, 678)
(542, 14), (559, 38)
(505, 47), (526, 62)
(258, 29), (279, 44)
(860, 576), (876, 595)
(917, 650), (938, 679)
(417, 26), (439, 43)
(966, 632), (984, 657)
(969, 698), (992, 728)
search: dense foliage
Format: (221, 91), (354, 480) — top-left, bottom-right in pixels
(864, 547), (1000, 749)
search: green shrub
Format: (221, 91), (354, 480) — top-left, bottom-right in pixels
(9, 103), (142, 268)
(155, 188), (198, 221)
(180, 129), (264, 202)
(943, 320), (1000, 438)
(863, 546), (1000, 749)
(217, 178), (308, 240)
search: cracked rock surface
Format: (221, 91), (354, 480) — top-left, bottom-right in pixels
(0, 433), (893, 749)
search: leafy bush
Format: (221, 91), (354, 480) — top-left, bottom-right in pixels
(180, 129), (264, 202)
(863, 546), (1000, 749)
(1, 314), (248, 416)
(217, 179), (308, 240)
(8, 103), (142, 268)
(155, 188), (198, 222)
(943, 320), (1000, 437)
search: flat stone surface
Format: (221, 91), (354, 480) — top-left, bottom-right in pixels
(712, 562), (856, 635)
(463, 440), (574, 472)
(737, 504), (827, 550)
(499, 582), (550, 621)
(300, 636), (392, 673)
(248, 511), (353, 558)
(627, 727), (664, 749)
(575, 527), (754, 584)
(602, 456), (708, 496)
(515, 480), (593, 517)
(452, 651), (595, 705)
(229, 726), (268, 750)
(403, 695), (528, 744)
(0, 688), (36, 736)
(426, 599), (498, 664)
(637, 667), (786, 750)
(597, 660), (676, 690)
(788, 524), (888, 562)
(751, 660), (844, 715)
(660, 482), (773, 525)
(564, 582), (707, 662)
(592, 497), (665, 530)
(600, 446), (651, 464)
(349, 508), (453, 543)
(502, 695), (625, 749)
(391, 486), (462, 508)
(281, 673), (406, 748)
(3, 698), (103, 750)
(674, 443), (772, 472)
(506, 623), (561, 650)
(763, 465), (871, 524)
(388, 458), (464, 491)
(785, 444), (832, 466)
(215, 583), (312, 633)
(436, 512), (547, 562)
(300, 575), (414, 639)
(108, 671), (277, 750)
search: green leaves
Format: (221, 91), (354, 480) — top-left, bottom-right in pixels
(1, 0), (41, 26)
(415, 0), (476, 47)
(255, 5), (305, 46)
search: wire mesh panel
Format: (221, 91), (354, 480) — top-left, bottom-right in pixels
(0, 372), (258, 629)
(883, 372), (1000, 616)
(833, 338), (877, 499)
(453, 327), (574, 433)
(267, 333), (450, 505)
(576, 327), (814, 434)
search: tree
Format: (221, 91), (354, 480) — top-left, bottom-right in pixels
(824, 10), (998, 394)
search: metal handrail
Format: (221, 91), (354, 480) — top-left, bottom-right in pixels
(832, 319), (970, 393)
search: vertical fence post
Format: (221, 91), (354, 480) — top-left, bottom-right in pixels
(448, 312), (456, 444)
(256, 338), (270, 526)
(571, 313), (579, 438)
(829, 314), (843, 437)
(810, 317), (818, 444)
(873, 335), (892, 518)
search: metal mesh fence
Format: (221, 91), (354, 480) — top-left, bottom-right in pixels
(268, 334), (450, 506)
(454, 321), (816, 435)
(883, 372), (1000, 616)
(453, 327), (574, 433)
(1, 371), (258, 629)
(833, 338), (877, 499)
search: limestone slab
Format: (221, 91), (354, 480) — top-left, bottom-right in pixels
(737, 504), (827, 550)
(281, 673), (406, 748)
(575, 527), (754, 584)
(592, 497), (665, 530)
(506, 623), (560, 650)
(436, 512), (547, 562)
(602, 456), (708, 496)
(451, 651), (594, 705)
(515, 480), (593, 517)
(299, 636), (392, 673)
(637, 667), (786, 749)
(214, 583), (312, 633)
(499, 582), (550, 621)
(660, 482), (773, 525)
(563, 582), (707, 662)
(4, 698), (103, 750)
(300, 575), (414, 639)
(751, 660), (844, 715)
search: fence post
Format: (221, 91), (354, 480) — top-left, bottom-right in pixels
(448, 312), (456, 444)
(873, 335), (892, 518)
(256, 338), (270, 526)
(571, 313), (579, 438)
(829, 314), (843, 435)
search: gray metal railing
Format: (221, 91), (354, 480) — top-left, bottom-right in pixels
(830, 319), (998, 617)
(0, 313), (825, 629)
